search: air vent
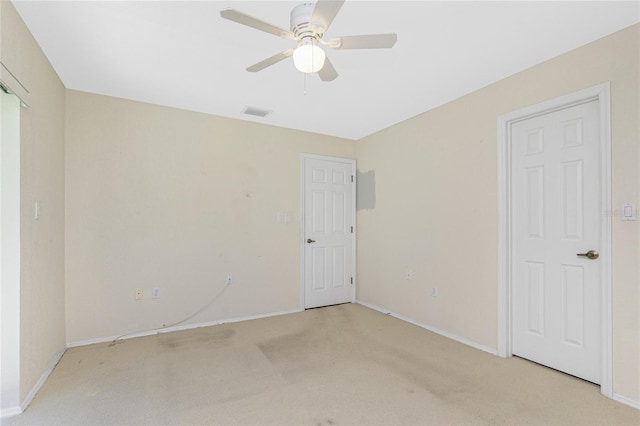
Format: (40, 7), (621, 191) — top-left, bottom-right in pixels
(242, 106), (272, 118)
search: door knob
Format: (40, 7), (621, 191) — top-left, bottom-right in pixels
(577, 250), (599, 260)
(306, 238), (316, 244)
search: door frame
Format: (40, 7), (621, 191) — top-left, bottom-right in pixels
(300, 153), (356, 310)
(497, 82), (612, 397)
(0, 89), (23, 417)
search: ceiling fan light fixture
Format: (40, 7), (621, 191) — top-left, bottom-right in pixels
(293, 39), (326, 74)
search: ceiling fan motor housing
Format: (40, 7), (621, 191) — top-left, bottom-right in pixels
(290, 3), (324, 40)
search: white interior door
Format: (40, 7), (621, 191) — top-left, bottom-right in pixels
(302, 155), (355, 309)
(511, 100), (601, 384)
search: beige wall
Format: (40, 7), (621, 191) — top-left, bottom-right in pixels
(0, 1), (67, 403)
(64, 90), (355, 342)
(355, 24), (639, 403)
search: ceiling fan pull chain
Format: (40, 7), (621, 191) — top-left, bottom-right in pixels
(303, 72), (307, 96)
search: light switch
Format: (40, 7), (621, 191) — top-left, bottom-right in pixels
(622, 203), (636, 221)
(34, 202), (41, 220)
(277, 212), (291, 223)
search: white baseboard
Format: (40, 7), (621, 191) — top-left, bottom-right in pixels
(20, 345), (66, 412)
(1, 345), (67, 419)
(10, 304), (636, 417)
(67, 308), (304, 348)
(356, 300), (497, 355)
(0, 405), (22, 419)
(7, 309), (306, 418)
(613, 393), (640, 410)
(357, 301), (640, 410)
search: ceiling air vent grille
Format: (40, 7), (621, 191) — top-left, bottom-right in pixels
(242, 106), (272, 118)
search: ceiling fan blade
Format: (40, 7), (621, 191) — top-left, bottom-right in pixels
(310, 0), (345, 34)
(318, 57), (338, 82)
(220, 9), (294, 40)
(246, 49), (295, 72)
(329, 33), (398, 50)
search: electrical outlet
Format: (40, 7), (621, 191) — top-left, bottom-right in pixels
(431, 287), (438, 297)
(405, 270), (413, 280)
(152, 287), (160, 299)
(135, 288), (143, 300)
(226, 274), (233, 285)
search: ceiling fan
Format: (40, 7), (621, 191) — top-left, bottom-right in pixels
(220, 0), (397, 81)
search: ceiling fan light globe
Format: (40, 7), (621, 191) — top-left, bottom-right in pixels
(293, 44), (326, 73)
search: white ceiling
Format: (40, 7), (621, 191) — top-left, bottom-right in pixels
(12, 1), (640, 140)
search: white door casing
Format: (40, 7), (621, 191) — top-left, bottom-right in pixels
(301, 154), (355, 309)
(511, 100), (600, 383)
(497, 83), (612, 397)
(1, 90), (22, 416)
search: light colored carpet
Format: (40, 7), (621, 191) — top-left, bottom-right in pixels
(6, 304), (639, 425)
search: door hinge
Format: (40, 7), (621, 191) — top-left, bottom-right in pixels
(350, 277), (353, 285)
(351, 175), (354, 183)
(351, 226), (353, 233)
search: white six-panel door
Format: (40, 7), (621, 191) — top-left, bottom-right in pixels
(302, 156), (355, 309)
(511, 100), (601, 383)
